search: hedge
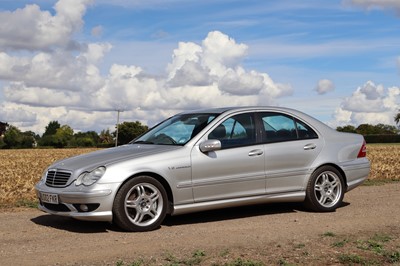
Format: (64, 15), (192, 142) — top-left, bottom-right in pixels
(364, 134), (400, 143)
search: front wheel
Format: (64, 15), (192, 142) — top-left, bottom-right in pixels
(304, 166), (345, 212)
(113, 176), (168, 232)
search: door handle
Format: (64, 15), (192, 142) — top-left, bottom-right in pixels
(248, 149), (264, 156)
(304, 143), (316, 150)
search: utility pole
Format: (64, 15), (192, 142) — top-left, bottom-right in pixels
(115, 109), (124, 147)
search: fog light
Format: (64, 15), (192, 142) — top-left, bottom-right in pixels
(80, 204), (89, 212)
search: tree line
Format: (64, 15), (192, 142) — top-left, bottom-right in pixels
(0, 120), (148, 149)
(0, 112), (399, 148)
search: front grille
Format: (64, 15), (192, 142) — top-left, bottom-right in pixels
(45, 170), (72, 187)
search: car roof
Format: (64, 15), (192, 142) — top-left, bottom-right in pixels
(180, 106), (302, 115)
(179, 106), (335, 134)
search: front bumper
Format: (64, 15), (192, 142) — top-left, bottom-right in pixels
(35, 182), (121, 222)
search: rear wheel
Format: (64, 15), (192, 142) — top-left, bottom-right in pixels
(305, 166), (345, 212)
(113, 176), (168, 232)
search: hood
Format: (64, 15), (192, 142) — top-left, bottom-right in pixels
(50, 144), (181, 173)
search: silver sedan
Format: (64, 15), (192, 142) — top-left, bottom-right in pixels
(35, 106), (370, 231)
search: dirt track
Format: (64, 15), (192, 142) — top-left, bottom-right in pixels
(1, 183), (400, 265)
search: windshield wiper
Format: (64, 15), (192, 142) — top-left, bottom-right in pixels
(131, 140), (154, 144)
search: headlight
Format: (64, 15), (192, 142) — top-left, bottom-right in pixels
(75, 166), (106, 186)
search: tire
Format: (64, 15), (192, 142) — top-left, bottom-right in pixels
(304, 166), (345, 212)
(112, 176), (168, 232)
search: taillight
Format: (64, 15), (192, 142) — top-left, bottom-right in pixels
(357, 140), (367, 158)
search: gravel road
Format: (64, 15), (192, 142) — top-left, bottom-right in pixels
(1, 183), (399, 265)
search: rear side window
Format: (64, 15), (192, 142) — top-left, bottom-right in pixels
(295, 119), (318, 139)
(261, 113), (318, 143)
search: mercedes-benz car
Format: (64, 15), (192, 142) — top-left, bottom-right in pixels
(35, 106), (370, 232)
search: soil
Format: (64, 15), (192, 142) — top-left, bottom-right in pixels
(1, 183), (400, 266)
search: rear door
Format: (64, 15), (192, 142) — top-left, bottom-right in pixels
(260, 112), (323, 194)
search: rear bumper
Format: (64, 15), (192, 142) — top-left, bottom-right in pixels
(340, 158), (370, 192)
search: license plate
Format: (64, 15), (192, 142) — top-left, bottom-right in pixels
(40, 192), (59, 204)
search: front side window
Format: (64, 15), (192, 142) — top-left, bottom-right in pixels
(208, 113), (256, 148)
(132, 113), (216, 145)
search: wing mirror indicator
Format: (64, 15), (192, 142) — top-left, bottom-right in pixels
(199, 139), (221, 153)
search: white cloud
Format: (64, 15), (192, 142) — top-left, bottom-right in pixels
(4, 82), (81, 107)
(165, 31), (292, 107)
(315, 79), (335, 95)
(0, 1), (291, 134)
(0, 0), (92, 51)
(344, 0), (400, 13)
(334, 81), (400, 126)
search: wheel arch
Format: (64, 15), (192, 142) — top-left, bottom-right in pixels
(116, 172), (174, 214)
(313, 163), (348, 190)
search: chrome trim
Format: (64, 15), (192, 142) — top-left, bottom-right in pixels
(192, 174), (265, 187)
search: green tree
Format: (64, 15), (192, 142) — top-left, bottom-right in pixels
(71, 131), (100, 147)
(53, 125), (74, 148)
(374, 123), (398, 134)
(3, 125), (22, 148)
(336, 125), (357, 133)
(99, 129), (113, 144)
(43, 121), (60, 137)
(395, 110), (400, 126)
(0, 137), (5, 148)
(1, 126), (35, 148)
(355, 123), (398, 135)
(40, 121), (61, 147)
(114, 121), (148, 145)
(20, 131), (37, 148)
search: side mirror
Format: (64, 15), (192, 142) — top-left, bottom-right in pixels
(199, 139), (221, 153)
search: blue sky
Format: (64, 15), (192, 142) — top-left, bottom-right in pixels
(0, 0), (399, 134)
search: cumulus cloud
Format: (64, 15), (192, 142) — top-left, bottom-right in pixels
(0, 1), (292, 134)
(315, 79), (335, 95)
(334, 81), (400, 126)
(0, 0), (92, 51)
(344, 0), (400, 14)
(166, 31), (292, 107)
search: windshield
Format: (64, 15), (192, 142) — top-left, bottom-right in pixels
(131, 113), (217, 145)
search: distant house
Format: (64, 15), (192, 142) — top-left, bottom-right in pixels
(0, 122), (8, 137)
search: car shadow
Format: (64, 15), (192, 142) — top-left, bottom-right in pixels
(31, 201), (350, 233)
(163, 202), (304, 227)
(31, 215), (121, 233)
(164, 200), (350, 227)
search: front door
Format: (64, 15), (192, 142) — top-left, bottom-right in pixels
(191, 112), (266, 202)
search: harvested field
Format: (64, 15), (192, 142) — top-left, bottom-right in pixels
(367, 144), (400, 180)
(0, 148), (99, 207)
(0, 144), (399, 206)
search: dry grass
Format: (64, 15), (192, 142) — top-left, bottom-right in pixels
(367, 144), (400, 180)
(0, 144), (399, 207)
(0, 148), (99, 207)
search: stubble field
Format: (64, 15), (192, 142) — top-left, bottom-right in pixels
(0, 144), (399, 207)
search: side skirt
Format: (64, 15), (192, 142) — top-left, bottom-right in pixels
(172, 191), (305, 216)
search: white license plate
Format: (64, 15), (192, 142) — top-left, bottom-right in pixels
(40, 192), (59, 204)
